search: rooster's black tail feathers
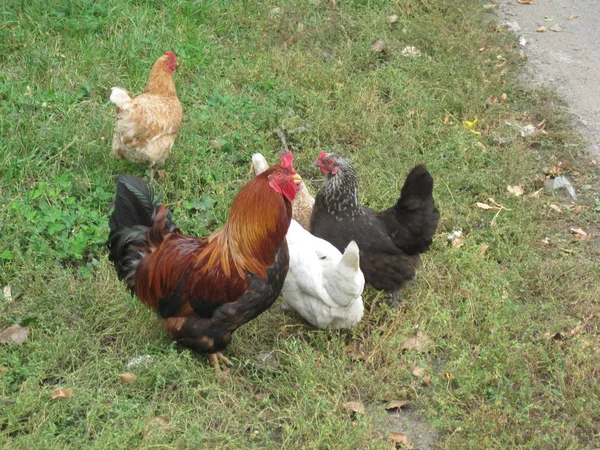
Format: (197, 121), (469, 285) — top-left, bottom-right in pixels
(107, 175), (175, 293)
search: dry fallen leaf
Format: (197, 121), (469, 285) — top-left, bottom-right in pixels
(390, 431), (410, 445)
(372, 39), (385, 53)
(0, 324), (28, 345)
(517, 0), (533, 3)
(50, 388), (73, 400)
(546, 161), (567, 177)
(343, 401), (365, 414)
(541, 237), (551, 245)
(451, 235), (465, 249)
(507, 185), (525, 197)
(500, 93), (507, 102)
(3, 285), (12, 302)
(384, 400), (411, 411)
(401, 331), (433, 352)
(570, 228), (592, 241)
(387, 14), (398, 24)
(486, 95), (497, 105)
(401, 46), (421, 58)
(411, 366), (424, 378)
(568, 15), (580, 20)
(549, 204), (562, 213)
(536, 26), (547, 32)
(422, 375), (432, 386)
(475, 202), (497, 210)
(0, 366), (9, 375)
(529, 188), (544, 199)
(152, 416), (170, 426)
(568, 314), (595, 336)
(479, 244), (490, 255)
(549, 24), (563, 32)
(117, 373), (137, 384)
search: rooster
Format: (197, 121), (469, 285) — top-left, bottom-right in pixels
(110, 51), (183, 181)
(252, 153), (365, 329)
(310, 152), (440, 297)
(107, 152), (301, 372)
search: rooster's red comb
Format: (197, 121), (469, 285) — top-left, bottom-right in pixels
(317, 151), (327, 163)
(280, 151), (294, 170)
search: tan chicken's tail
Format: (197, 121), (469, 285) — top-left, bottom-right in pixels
(110, 87), (133, 110)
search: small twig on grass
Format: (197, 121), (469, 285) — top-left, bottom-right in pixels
(275, 123), (313, 152)
(275, 127), (290, 152)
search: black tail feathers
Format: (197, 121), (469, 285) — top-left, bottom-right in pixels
(394, 165), (440, 255)
(397, 165), (434, 209)
(109, 174), (157, 231)
(107, 175), (175, 292)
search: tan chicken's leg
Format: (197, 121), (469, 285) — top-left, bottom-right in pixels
(208, 352), (233, 373)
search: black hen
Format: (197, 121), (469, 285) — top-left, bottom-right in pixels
(309, 152), (440, 296)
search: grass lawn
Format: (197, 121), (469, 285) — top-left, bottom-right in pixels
(1, 0), (599, 448)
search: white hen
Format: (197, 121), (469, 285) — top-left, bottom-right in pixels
(252, 153), (365, 329)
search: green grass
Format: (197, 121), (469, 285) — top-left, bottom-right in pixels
(1, 0), (599, 448)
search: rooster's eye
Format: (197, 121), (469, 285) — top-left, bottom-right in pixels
(324, 158), (333, 165)
(275, 170), (282, 177)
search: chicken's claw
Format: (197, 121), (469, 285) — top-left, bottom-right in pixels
(208, 352), (233, 375)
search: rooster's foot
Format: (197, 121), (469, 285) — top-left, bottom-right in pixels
(208, 352), (233, 375)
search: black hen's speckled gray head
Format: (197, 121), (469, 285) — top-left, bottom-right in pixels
(316, 151), (351, 176)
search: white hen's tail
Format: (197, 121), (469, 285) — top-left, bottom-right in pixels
(110, 87), (133, 110)
(326, 241), (365, 307)
(252, 153), (270, 175)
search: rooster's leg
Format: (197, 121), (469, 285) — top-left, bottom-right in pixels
(208, 352), (233, 373)
(164, 317), (233, 374)
(208, 353), (221, 372)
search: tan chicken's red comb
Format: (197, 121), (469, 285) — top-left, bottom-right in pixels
(280, 151), (294, 170)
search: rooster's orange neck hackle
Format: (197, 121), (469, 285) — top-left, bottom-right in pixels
(200, 166), (294, 280)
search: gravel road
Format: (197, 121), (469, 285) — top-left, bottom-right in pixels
(498, 0), (600, 159)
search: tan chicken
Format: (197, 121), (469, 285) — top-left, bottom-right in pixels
(110, 51), (183, 180)
(252, 153), (315, 228)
